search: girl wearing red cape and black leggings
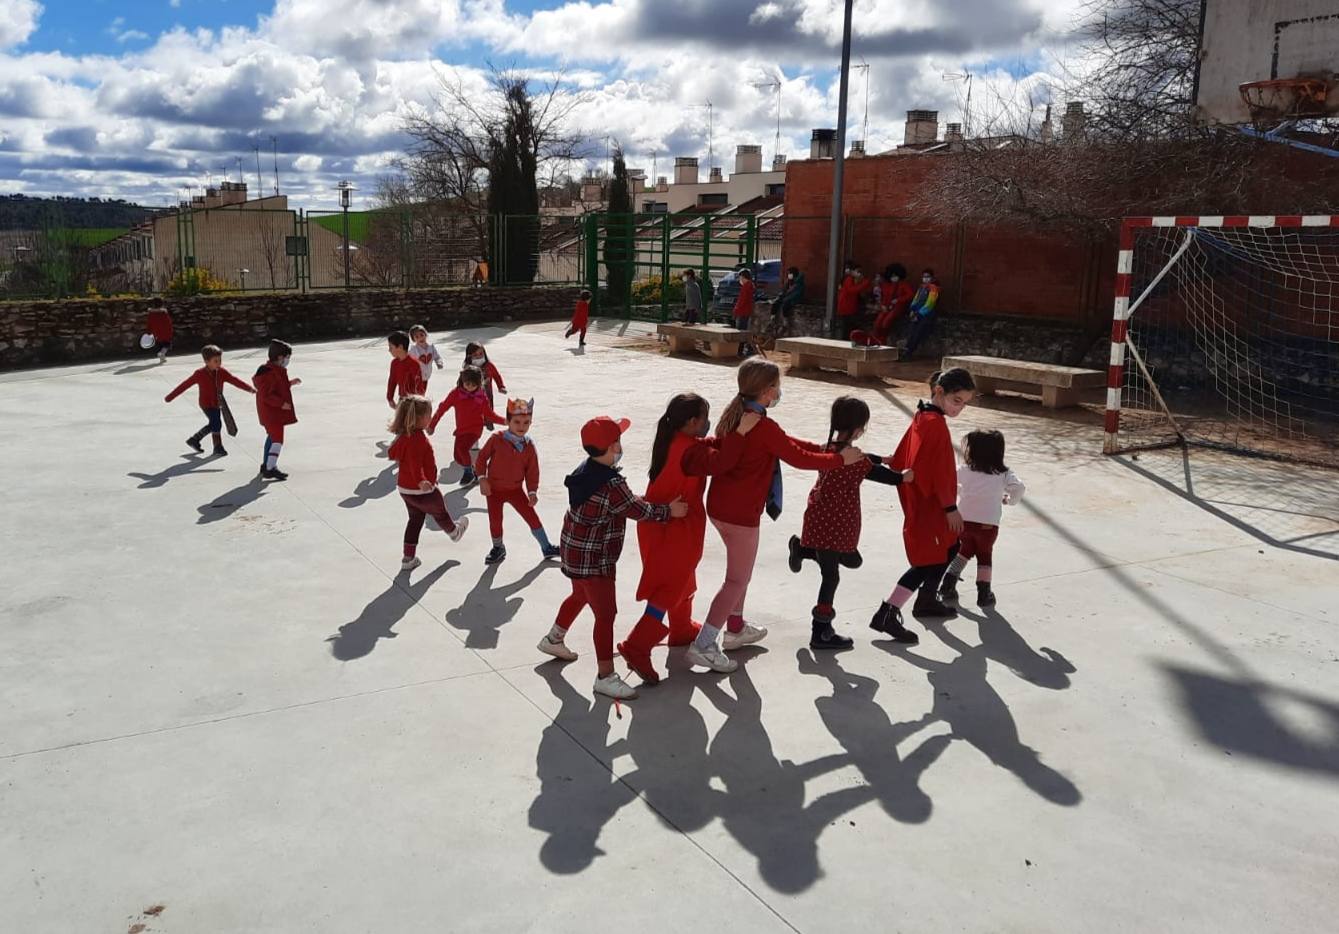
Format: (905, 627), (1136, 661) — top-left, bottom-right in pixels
(869, 367), (976, 644)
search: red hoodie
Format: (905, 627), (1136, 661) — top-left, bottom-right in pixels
(146, 309), (174, 343)
(389, 430), (439, 493)
(734, 278), (756, 318)
(253, 363), (297, 430)
(388, 355), (426, 404)
(836, 275), (872, 317)
(165, 366), (254, 408)
(430, 387), (503, 436)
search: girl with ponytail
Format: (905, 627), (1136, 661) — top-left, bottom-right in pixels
(685, 358), (866, 673)
(618, 393), (761, 684)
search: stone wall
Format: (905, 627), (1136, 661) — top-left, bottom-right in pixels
(0, 286), (578, 369)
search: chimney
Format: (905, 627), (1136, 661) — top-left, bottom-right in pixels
(903, 110), (938, 146)
(1062, 101), (1086, 138)
(656, 176), (669, 192)
(219, 181), (247, 206)
(1040, 104), (1054, 144)
(708, 166), (723, 183)
(628, 168), (646, 195)
(203, 186), (222, 209)
(674, 156), (698, 185)
(849, 140), (865, 158)
(734, 144), (763, 174)
(809, 128), (836, 159)
(772, 154), (787, 172)
(580, 175), (603, 202)
(945, 123), (963, 143)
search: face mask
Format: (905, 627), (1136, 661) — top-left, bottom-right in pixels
(697, 420), (710, 438)
(470, 355), (485, 365)
(922, 277), (931, 284)
(611, 451), (623, 466)
(768, 389), (781, 408)
(279, 356), (291, 368)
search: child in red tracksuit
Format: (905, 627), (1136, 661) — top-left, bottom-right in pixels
(464, 342), (506, 408)
(475, 398), (561, 565)
(387, 330), (425, 408)
(786, 396), (912, 649)
(164, 344), (255, 456)
(869, 367), (976, 644)
(536, 415), (686, 701)
(146, 304), (173, 362)
(253, 339), (301, 481)
(388, 395), (469, 571)
(429, 366), (503, 486)
(565, 290), (592, 346)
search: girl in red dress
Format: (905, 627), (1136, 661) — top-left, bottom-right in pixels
(787, 396), (912, 649)
(565, 289), (592, 346)
(869, 367), (976, 644)
(619, 393), (760, 683)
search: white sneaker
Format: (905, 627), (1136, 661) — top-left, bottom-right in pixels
(722, 623), (768, 652)
(448, 515), (469, 543)
(593, 672), (638, 700)
(400, 556), (422, 572)
(537, 635), (578, 662)
(684, 642), (738, 673)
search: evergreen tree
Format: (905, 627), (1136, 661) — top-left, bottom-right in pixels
(603, 148), (633, 308)
(485, 80), (541, 284)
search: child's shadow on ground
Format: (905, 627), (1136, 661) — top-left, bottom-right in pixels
(959, 605), (1077, 690)
(340, 463), (398, 508)
(441, 484), (488, 521)
(196, 475), (268, 523)
(374, 439), (389, 459)
(129, 454), (224, 489)
(444, 561), (553, 649)
(113, 361), (164, 375)
(566, 346), (587, 356)
(326, 561), (459, 661)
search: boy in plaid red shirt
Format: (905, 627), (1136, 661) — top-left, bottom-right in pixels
(537, 415), (687, 700)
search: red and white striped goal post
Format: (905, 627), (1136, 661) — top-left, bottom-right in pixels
(1102, 214), (1339, 455)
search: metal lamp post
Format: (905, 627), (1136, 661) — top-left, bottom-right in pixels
(824, 0), (855, 334)
(336, 180), (356, 289)
(238, 268), (249, 291)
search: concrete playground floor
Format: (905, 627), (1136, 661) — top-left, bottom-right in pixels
(2, 319), (1337, 934)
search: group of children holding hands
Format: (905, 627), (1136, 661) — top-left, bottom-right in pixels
(163, 317), (1024, 703)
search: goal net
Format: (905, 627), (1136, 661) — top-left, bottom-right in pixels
(1104, 216), (1339, 468)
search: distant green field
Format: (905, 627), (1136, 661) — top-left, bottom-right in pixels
(312, 212), (374, 243)
(59, 228), (129, 247)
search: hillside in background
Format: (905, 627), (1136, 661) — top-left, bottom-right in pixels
(0, 194), (157, 230)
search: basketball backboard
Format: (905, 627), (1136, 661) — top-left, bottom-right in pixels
(1194, 1), (1339, 124)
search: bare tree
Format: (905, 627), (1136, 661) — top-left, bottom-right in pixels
(255, 208), (294, 290)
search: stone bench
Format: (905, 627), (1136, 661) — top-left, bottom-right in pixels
(776, 337), (900, 379)
(941, 354), (1106, 409)
(657, 323), (748, 359)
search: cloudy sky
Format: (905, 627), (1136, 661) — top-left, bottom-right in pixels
(0, 0), (1085, 211)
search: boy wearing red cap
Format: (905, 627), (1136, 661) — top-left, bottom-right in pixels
(476, 398), (560, 564)
(538, 416), (688, 700)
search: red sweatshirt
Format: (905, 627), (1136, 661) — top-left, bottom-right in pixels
(389, 430), (439, 493)
(836, 275), (872, 317)
(146, 309), (174, 343)
(570, 299), (590, 330)
(480, 360), (505, 395)
(734, 278), (756, 317)
(891, 402), (959, 565)
(475, 432), (540, 492)
(253, 363), (297, 430)
(430, 387), (503, 436)
(693, 415), (844, 527)
(165, 366), (253, 408)
(388, 355), (426, 403)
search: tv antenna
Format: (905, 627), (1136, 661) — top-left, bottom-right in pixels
(942, 71), (974, 137)
(855, 59), (871, 146)
(270, 136), (281, 195)
(253, 142), (264, 194)
(751, 75), (783, 163)
(702, 100), (715, 171)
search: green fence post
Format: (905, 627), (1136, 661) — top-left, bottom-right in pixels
(659, 213), (671, 322)
(745, 215), (757, 266)
(584, 214), (599, 315)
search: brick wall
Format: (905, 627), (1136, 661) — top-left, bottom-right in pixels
(0, 286), (578, 369)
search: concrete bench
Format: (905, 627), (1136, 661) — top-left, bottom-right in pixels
(941, 354), (1105, 409)
(776, 337), (900, 379)
(657, 323), (748, 359)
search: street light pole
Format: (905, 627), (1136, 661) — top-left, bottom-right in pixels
(824, 0), (855, 334)
(336, 180), (356, 289)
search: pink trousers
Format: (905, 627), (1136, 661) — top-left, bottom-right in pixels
(703, 518), (761, 630)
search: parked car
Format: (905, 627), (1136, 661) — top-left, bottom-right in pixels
(712, 259), (782, 315)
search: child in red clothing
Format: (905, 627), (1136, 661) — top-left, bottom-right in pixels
(387, 330), (425, 408)
(429, 366), (503, 486)
(620, 393), (760, 684)
(253, 339), (302, 481)
(732, 268), (756, 356)
(869, 367), (976, 644)
(388, 395), (468, 572)
(786, 396), (912, 649)
(835, 265), (873, 340)
(687, 358), (865, 673)
(536, 415), (686, 701)
(475, 398), (561, 564)
(145, 303), (173, 362)
(464, 342), (506, 408)
(164, 344), (255, 456)
(565, 289), (592, 346)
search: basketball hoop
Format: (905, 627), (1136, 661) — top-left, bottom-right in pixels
(1239, 77), (1333, 128)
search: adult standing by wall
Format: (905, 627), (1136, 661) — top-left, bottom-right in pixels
(904, 268), (941, 359)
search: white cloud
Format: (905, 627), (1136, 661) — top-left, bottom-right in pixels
(0, 0), (42, 49)
(170, 0), (181, 7)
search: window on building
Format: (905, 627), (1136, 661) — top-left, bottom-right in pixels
(698, 193), (728, 207)
(765, 184), (786, 197)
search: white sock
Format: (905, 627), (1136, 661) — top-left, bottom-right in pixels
(546, 624), (567, 642)
(266, 442), (283, 470)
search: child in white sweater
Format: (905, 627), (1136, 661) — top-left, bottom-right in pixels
(939, 429), (1025, 607)
(408, 325), (445, 389)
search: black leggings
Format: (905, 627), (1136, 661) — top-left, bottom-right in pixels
(799, 545), (863, 608)
(895, 543), (960, 598)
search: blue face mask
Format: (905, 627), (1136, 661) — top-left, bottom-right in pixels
(611, 451), (623, 466)
(768, 389), (781, 408)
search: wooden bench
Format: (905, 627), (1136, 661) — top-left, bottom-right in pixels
(941, 354), (1105, 409)
(657, 323), (748, 359)
(776, 337), (900, 379)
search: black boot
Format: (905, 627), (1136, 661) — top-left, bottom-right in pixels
(977, 583), (996, 607)
(912, 593), (958, 619)
(484, 544), (507, 565)
(938, 573), (960, 603)
(869, 602), (919, 644)
(186, 432), (205, 453)
(459, 468), (477, 486)
(810, 605), (853, 650)
(787, 535), (805, 574)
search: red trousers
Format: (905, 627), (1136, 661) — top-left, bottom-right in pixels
(487, 488), (542, 538)
(555, 576), (618, 662)
(958, 521), (999, 566)
(453, 430), (481, 468)
(401, 489), (458, 555)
